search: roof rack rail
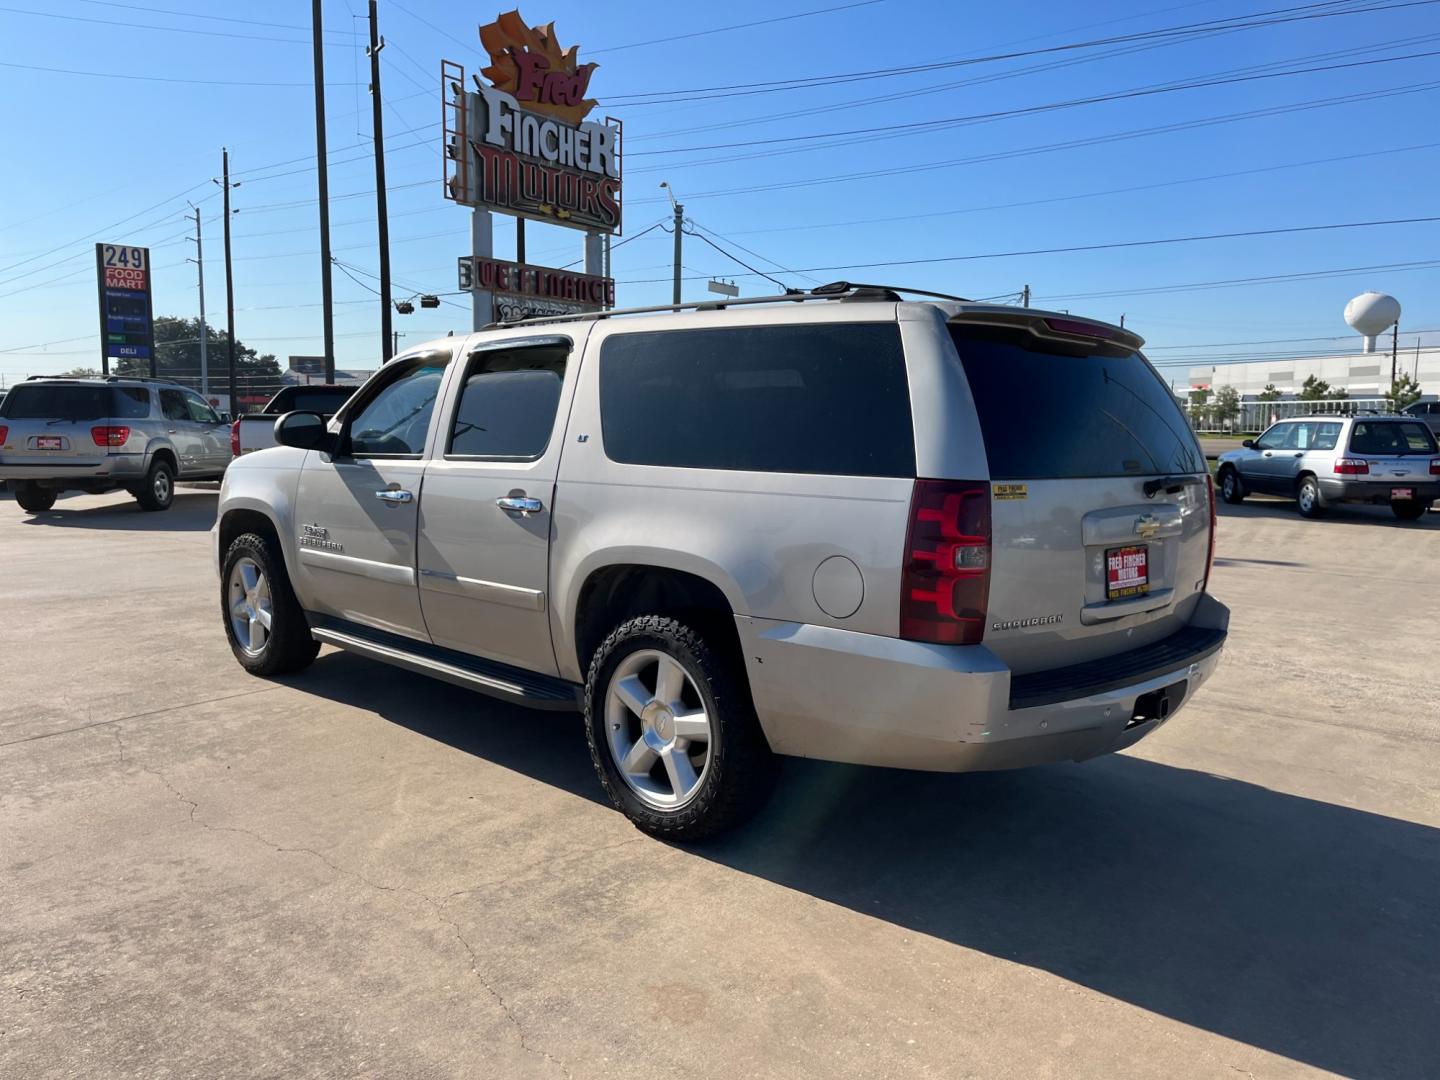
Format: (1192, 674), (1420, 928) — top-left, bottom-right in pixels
(481, 281), (974, 330)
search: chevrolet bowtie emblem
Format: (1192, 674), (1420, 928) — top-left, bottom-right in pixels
(1134, 514), (1161, 540)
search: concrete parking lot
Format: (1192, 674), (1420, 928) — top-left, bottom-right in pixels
(2, 488), (1437, 1079)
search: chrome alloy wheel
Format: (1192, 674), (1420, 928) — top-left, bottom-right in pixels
(153, 468), (171, 504)
(228, 556), (274, 656)
(605, 649), (714, 810)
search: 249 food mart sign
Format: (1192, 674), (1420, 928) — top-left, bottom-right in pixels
(445, 10), (621, 234)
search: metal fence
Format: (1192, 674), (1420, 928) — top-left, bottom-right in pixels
(1190, 397), (1395, 434)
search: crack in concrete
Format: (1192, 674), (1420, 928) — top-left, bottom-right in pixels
(119, 727), (573, 1080)
(1, 686), (283, 750)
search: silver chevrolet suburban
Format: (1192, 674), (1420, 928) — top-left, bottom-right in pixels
(0, 376), (231, 512)
(214, 284), (1228, 839)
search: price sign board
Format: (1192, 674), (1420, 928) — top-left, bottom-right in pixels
(95, 243), (155, 374)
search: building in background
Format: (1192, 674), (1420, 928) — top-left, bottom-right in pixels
(1185, 291), (1435, 430)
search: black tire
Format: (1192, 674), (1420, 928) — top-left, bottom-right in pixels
(221, 532), (320, 676)
(1218, 466), (1245, 504)
(134, 458), (175, 512)
(584, 615), (776, 841)
(14, 483), (56, 513)
(1296, 475), (1326, 518)
(1392, 499), (1427, 521)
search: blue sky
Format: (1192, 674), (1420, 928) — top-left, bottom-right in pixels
(1, 0), (1438, 386)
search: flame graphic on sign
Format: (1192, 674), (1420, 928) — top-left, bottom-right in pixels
(479, 10), (599, 124)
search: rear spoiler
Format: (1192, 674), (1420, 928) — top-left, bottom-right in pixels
(948, 309), (1144, 351)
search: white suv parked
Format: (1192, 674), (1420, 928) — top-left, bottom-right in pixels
(214, 284), (1228, 838)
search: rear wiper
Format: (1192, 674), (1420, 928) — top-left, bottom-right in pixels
(1143, 474), (1205, 497)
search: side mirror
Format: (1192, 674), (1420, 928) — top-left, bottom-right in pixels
(218, 412), (232, 424)
(274, 410), (336, 453)
(1241, 439), (1255, 449)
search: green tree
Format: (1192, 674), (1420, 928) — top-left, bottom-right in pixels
(1298, 375), (1331, 401)
(58, 366), (101, 378)
(1212, 385), (1241, 428)
(1187, 386), (1211, 427)
(1385, 373), (1422, 411)
(1325, 387), (1348, 402)
(1257, 383), (1282, 402)
(115, 316), (283, 411)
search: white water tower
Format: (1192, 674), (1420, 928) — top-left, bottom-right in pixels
(1344, 291), (1400, 353)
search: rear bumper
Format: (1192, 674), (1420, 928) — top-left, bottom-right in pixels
(0, 454), (147, 487)
(736, 592), (1229, 772)
(1318, 478), (1439, 504)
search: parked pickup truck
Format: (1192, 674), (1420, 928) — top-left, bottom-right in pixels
(214, 284), (1228, 839)
(230, 384), (356, 458)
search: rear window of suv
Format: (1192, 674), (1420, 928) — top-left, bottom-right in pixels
(599, 323), (915, 477)
(949, 324), (1202, 479)
(1349, 420), (1437, 454)
(0, 384), (147, 421)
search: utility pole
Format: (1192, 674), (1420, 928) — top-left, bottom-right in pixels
(392, 329), (405, 357)
(186, 205), (209, 397)
(216, 149), (239, 417)
(1021, 284), (1030, 308)
(660, 181), (682, 308)
(312, 0), (336, 382)
(516, 218), (526, 264)
(1391, 321), (1399, 387)
(367, 0), (393, 363)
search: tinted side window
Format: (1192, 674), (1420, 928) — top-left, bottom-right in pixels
(185, 392), (220, 424)
(347, 361), (448, 457)
(448, 345), (567, 459)
(599, 323), (914, 477)
(111, 387), (151, 419)
(160, 389), (190, 422)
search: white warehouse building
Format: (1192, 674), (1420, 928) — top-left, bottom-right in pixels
(1185, 291), (1438, 430)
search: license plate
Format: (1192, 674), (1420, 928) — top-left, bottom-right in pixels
(1391, 487), (1414, 500)
(1106, 545), (1149, 600)
(35, 436), (62, 450)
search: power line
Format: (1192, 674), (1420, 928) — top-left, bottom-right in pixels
(689, 223), (824, 287)
(602, 0), (1429, 103)
(0, 59), (360, 87)
(1035, 258), (1440, 302)
(616, 214), (1440, 283)
(691, 142), (1440, 238)
(71, 0), (351, 35)
(684, 229), (794, 290)
(626, 22), (1440, 145)
(627, 47), (1440, 157)
(625, 79), (1440, 196)
(0, 4), (359, 46)
(588, 0), (885, 55)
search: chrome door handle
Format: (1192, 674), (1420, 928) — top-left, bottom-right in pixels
(496, 495), (542, 515)
(375, 489), (413, 504)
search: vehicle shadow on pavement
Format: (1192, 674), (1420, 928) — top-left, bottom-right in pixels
(703, 757), (1440, 1080)
(14, 491), (218, 531)
(285, 653), (1439, 1078)
(293, 652), (608, 807)
(1217, 498), (1438, 528)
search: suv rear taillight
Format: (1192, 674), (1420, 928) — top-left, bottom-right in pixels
(1203, 473), (1217, 592)
(1430, 459), (1440, 476)
(0, 425), (8, 444)
(231, 418), (242, 457)
(1335, 458), (1369, 475)
(900, 479), (991, 645)
(91, 425), (130, 447)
